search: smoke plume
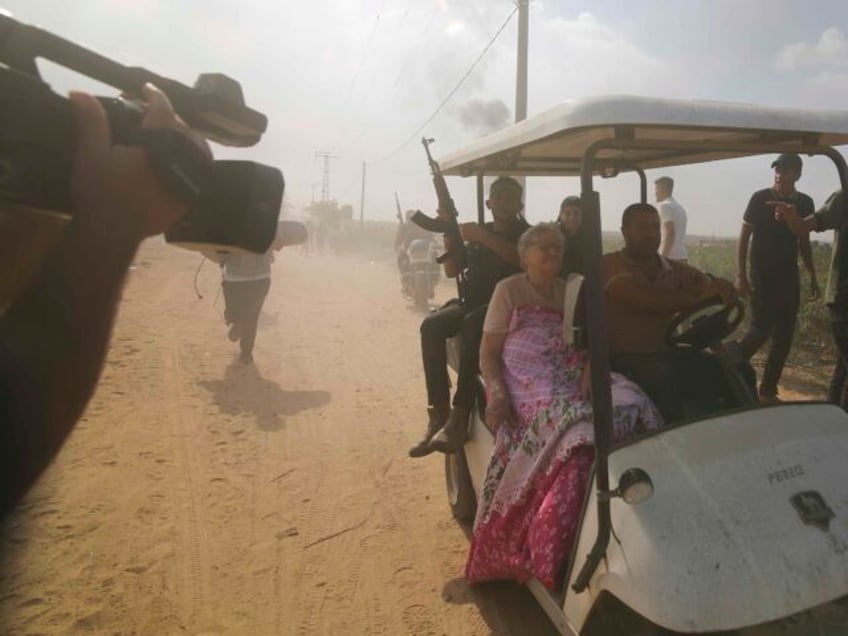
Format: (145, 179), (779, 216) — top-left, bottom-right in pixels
(458, 98), (511, 135)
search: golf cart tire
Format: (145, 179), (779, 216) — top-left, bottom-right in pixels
(445, 448), (477, 523)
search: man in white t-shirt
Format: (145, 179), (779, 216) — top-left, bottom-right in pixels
(655, 176), (688, 262)
(205, 226), (285, 363)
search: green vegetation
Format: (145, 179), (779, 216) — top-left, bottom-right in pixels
(688, 238), (833, 365)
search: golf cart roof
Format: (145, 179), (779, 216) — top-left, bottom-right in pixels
(437, 95), (848, 177)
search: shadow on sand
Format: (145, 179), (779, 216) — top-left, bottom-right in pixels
(198, 360), (331, 432)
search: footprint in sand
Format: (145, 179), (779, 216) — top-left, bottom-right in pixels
(401, 604), (438, 635)
(390, 566), (420, 591)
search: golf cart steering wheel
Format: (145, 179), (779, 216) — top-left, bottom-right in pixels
(666, 296), (745, 350)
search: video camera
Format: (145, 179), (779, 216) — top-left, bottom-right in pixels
(0, 12), (283, 254)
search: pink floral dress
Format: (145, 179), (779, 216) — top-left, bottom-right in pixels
(465, 305), (662, 589)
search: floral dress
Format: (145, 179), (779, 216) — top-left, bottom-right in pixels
(465, 305), (662, 589)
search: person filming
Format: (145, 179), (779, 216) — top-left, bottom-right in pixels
(0, 85), (210, 520)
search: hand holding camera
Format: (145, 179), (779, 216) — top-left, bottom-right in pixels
(1, 12), (284, 254)
(69, 84), (210, 240)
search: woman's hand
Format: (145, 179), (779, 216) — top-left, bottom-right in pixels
(485, 382), (512, 433)
(486, 395), (512, 433)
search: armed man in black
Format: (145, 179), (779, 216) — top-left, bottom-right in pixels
(409, 176), (529, 457)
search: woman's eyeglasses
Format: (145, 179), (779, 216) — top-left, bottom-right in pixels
(529, 240), (563, 253)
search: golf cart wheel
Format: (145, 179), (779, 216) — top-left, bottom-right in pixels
(445, 448), (477, 523)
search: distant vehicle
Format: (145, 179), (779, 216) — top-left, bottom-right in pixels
(401, 236), (441, 309)
(438, 95), (848, 635)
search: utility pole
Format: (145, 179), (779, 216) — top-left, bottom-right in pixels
(315, 150), (337, 202)
(309, 182), (319, 204)
(515, 0), (529, 198)
(359, 161), (367, 227)
(515, 0), (529, 123)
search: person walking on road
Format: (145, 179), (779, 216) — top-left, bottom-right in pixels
(207, 226), (286, 364)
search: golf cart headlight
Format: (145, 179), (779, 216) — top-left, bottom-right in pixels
(618, 468), (654, 505)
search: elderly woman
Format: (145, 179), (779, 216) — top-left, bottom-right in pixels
(464, 223), (662, 590)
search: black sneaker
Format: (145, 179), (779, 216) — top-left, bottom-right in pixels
(428, 425), (462, 454)
(408, 407), (448, 458)
(408, 437), (436, 458)
(429, 406), (469, 454)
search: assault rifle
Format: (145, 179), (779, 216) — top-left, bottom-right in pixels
(0, 12), (283, 254)
(412, 137), (468, 302)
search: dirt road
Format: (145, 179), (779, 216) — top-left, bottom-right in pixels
(0, 241), (558, 635)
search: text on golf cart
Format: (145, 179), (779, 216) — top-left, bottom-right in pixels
(767, 465), (805, 485)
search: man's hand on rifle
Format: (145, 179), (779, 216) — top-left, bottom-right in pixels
(70, 83), (212, 240)
(459, 222), (484, 243)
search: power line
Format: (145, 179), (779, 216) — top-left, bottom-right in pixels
(348, 3), (384, 98)
(392, 0), (413, 46)
(338, 0), (390, 153)
(336, 172), (360, 200)
(339, 1), (425, 153)
(375, 5), (519, 163)
(389, 5), (439, 93)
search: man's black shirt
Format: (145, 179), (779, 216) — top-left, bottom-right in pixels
(744, 187), (814, 278)
(464, 216), (529, 309)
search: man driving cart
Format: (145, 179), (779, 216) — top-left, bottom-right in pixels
(604, 202), (755, 421)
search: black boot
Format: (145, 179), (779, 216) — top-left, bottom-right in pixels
(408, 406), (449, 458)
(429, 406), (469, 455)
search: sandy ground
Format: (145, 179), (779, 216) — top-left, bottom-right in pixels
(0, 240), (559, 635)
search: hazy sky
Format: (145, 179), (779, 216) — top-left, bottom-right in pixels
(6, 0), (848, 236)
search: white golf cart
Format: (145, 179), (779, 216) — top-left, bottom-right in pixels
(437, 95), (848, 635)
